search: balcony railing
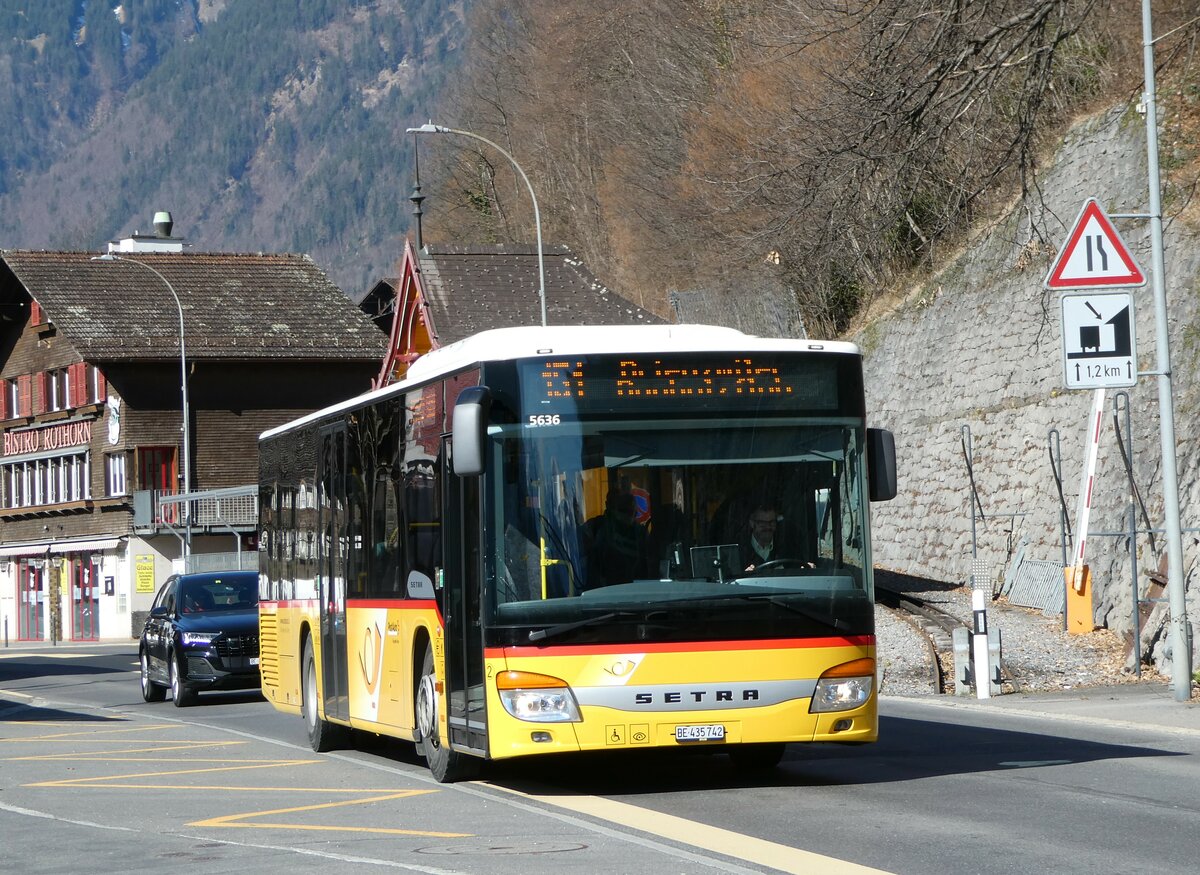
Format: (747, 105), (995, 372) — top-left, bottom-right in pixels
(134, 485), (257, 531)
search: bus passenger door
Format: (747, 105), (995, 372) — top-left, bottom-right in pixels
(317, 424), (349, 723)
(441, 437), (488, 756)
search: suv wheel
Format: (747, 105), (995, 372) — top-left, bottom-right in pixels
(140, 650), (166, 702)
(169, 655), (196, 707)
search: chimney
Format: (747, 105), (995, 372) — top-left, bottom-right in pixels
(108, 210), (185, 254)
(153, 211), (174, 238)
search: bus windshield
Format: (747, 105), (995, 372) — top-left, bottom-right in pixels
(485, 416), (872, 645)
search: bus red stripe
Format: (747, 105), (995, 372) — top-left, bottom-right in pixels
(487, 635), (873, 657)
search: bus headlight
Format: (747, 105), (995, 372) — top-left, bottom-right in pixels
(810, 658), (875, 713)
(496, 671), (581, 723)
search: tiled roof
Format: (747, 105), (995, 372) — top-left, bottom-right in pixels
(0, 250), (388, 362)
(417, 244), (667, 344)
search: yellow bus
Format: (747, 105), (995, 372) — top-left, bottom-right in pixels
(257, 325), (896, 781)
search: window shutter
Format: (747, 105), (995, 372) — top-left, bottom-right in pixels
(30, 300), (41, 325)
(33, 372), (47, 415)
(93, 366), (106, 402)
(70, 363), (86, 407)
(0, 379), (8, 419)
(17, 374), (32, 417)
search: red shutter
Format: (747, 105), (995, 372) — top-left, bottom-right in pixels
(33, 372), (47, 415)
(17, 374), (32, 417)
(0, 379), (8, 419)
(93, 366), (106, 403)
(70, 363), (86, 407)
(30, 300), (41, 325)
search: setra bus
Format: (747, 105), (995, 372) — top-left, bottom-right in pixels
(257, 324), (897, 781)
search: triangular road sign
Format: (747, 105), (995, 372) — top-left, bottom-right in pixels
(1044, 198), (1147, 289)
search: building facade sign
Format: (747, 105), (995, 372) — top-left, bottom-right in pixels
(2, 420), (93, 457)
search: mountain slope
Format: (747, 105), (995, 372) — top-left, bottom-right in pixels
(0, 0), (464, 296)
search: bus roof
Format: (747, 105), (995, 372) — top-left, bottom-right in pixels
(260, 324), (860, 441)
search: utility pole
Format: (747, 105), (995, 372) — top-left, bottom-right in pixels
(1140, 0), (1191, 700)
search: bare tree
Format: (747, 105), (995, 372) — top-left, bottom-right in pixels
(423, 0), (1196, 335)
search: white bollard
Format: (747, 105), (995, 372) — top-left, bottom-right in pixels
(972, 588), (990, 700)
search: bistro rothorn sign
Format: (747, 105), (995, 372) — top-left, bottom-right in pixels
(2, 420), (92, 457)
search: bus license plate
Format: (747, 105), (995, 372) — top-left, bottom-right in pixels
(675, 724), (725, 742)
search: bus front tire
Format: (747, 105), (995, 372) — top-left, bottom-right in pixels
(415, 642), (477, 783)
(303, 637), (345, 752)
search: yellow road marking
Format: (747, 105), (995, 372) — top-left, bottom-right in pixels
(0, 723), (185, 741)
(13, 754), (291, 763)
(12, 742), (246, 757)
(489, 786), (896, 875)
(6, 715), (472, 841)
(190, 791), (471, 837)
(27, 760), (319, 787)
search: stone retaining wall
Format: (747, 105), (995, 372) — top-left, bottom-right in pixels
(858, 106), (1200, 670)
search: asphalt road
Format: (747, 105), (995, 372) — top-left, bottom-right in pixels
(2, 645), (1199, 874)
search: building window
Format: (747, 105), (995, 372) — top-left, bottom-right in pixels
(1, 452), (90, 509)
(138, 447), (177, 493)
(6, 378), (20, 418)
(105, 453), (127, 497)
(46, 368), (70, 412)
(89, 365), (106, 404)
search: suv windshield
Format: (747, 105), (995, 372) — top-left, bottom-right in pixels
(484, 417), (872, 645)
(179, 575), (258, 614)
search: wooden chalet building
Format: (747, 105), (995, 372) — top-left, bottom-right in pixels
(0, 222), (385, 641)
(362, 241), (665, 386)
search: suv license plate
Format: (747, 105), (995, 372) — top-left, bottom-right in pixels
(675, 724), (725, 742)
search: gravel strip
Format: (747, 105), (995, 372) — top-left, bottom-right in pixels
(875, 575), (1166, 697)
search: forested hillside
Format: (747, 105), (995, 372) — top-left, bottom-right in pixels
(1, 1), (1197, 325)
(0, 0), (464, 295)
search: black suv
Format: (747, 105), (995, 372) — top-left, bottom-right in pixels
(139, 570), (260, 707)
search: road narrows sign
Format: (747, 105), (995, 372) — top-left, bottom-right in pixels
(1044, 198), (1147, 290)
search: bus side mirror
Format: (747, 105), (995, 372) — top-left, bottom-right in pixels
(452, 386), (491, 476)
(867, 428), (897, 501)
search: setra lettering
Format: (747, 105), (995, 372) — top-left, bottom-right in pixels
(633, 688), (760, 705)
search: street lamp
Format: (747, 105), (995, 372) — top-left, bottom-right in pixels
(92, 253), (191, 556)
(406, 122), (548, 327)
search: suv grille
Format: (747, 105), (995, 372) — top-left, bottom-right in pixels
(215, 635), (259, 658)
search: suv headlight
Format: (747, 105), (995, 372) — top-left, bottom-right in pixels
(181, 631), (217, 647)
(810, 658), (875, 713)
(496, 671), (581, 722)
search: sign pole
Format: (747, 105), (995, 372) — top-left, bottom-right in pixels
(1140, 0), (1191, 700)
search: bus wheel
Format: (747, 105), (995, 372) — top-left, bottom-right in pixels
(728, 743), (786, 771)
(303, 637), (344, 752)
(415, 643), (477, 783)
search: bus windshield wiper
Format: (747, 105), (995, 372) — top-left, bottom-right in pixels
(697, 592), (851, 632)
(528, 611), (638, 643)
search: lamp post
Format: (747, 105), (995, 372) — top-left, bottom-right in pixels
(93, 254), (191, 556)
(406, 122), (548, 327)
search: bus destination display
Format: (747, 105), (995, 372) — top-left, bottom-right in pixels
(520, 353), (842, 413)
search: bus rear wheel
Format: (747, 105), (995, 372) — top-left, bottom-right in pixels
(415, 642), (477, 783)
(303, 637), (345, 752)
